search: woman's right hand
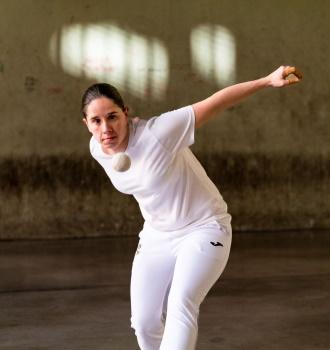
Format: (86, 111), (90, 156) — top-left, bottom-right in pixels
(266, 65), (303, 88)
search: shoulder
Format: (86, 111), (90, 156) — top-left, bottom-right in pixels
(150, 105), (194, 123)
(145, 105), (195, 133)
(148, 105), (195, 132)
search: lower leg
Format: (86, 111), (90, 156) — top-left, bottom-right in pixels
(160, 298), (199, 350)
(133, 318), (164, 350)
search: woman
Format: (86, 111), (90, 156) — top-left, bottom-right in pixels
(82, 65), (301, 350)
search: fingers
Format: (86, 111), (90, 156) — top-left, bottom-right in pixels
(283, 66), (295, 77)
(283, 66), (303, 84)
(293, 67), (303, 79)
(286, 74), (300, 84)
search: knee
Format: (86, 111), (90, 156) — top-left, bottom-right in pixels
(131, 313), (164, 336)
(167, 294), (200, 327)
(131, 314), (164, 350)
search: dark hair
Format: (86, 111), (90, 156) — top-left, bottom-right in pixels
(81, 83), (125, 117)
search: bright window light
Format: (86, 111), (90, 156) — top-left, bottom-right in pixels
(49, 24), (169, 100)
(190, 25), (236, 86)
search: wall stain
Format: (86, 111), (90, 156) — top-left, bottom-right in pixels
(0, 152), (329, 192)
(24, 76), (38, 92)
(0, 153), (329, 238)
(47, 87), (63, 94)
(0, 155), (108, 193)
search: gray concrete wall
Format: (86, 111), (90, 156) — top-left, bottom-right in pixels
(0, 0), (329, 239)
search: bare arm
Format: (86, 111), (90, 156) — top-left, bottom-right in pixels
(192, 66), (302, 128)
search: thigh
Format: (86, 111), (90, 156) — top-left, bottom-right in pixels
(169, 224), (232, 305)
(130, 238), (176, 323)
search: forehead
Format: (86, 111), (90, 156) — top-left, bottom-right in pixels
(86, 97), (120, 117)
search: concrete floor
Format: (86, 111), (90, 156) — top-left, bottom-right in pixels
(0, 231), (329, 350)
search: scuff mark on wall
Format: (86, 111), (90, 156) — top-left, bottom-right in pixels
(24, 76), (38, 92)
(47, 86), (63, 94)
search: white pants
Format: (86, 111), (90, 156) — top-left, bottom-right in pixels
(130, 221), (232, 350)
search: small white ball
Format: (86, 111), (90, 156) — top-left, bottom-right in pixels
(112, 152), (131, 172)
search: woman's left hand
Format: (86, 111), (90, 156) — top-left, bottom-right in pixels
(266, 65), (303, 88)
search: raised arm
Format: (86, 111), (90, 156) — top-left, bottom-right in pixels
(192, 66), (302, 128)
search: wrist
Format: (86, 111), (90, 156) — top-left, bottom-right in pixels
(259, 76), (272, 88)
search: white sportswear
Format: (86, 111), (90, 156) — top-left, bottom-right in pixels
(89, 105), (231, 233)
(131, 222), (231, 350)
(90, 105), (232, 349)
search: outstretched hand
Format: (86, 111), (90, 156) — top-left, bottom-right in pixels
(266, 65), (303, 88)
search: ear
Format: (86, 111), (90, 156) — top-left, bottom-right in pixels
(82, 118), (92, 133)
(123, 106), (129, 117)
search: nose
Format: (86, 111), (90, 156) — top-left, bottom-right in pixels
(101, 120), (113, 133)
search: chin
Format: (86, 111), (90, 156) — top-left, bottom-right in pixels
(101, 145), (115, 155)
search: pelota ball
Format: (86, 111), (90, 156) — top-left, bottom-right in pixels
(112, 152), (131, 172)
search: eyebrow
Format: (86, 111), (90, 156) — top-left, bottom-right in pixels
(87, 111), (117, 120)
(89, 116), (100, 122)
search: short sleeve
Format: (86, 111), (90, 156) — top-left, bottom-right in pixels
(146, 105), (195, 153)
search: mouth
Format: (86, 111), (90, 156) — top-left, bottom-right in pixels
(102, 136), (117, 144)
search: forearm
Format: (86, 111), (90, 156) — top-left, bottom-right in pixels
(193, 65), (302, 128)
(193, 76), (271, 128)
(205, 77), (270, 115)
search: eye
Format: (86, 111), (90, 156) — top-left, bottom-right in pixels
(107, 113), (118, 121)
(92, 118), (101, 124)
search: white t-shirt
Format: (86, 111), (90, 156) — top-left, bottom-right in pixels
(90, 106), (231, 233)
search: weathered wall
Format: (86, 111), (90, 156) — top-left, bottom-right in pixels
(0, 0), (329, 239)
